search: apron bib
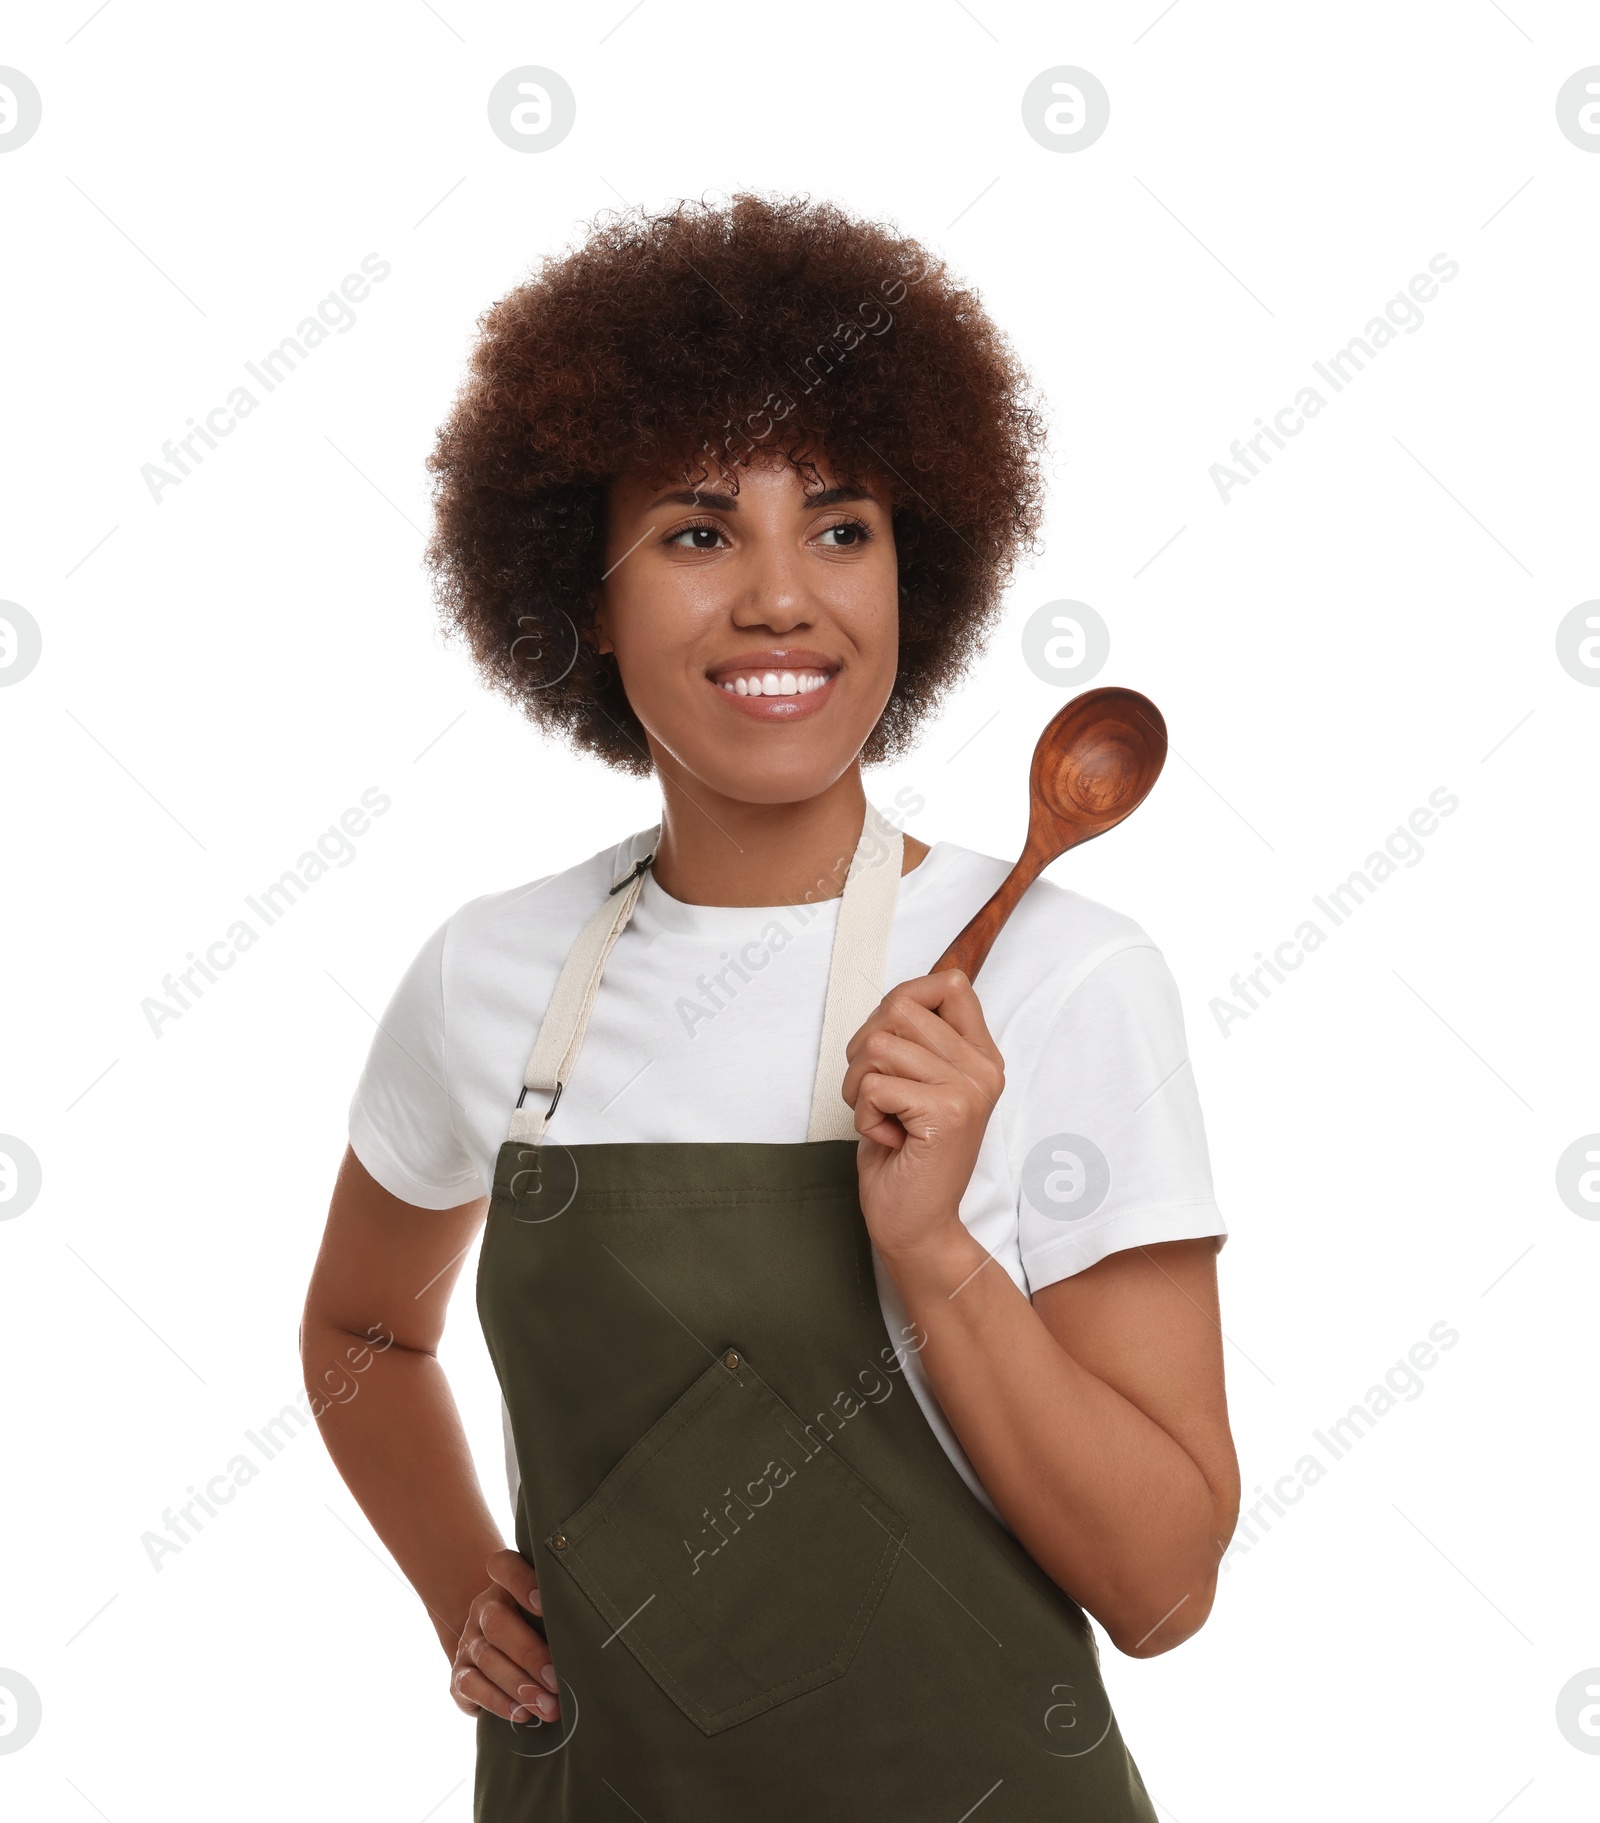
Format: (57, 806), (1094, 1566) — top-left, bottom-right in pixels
(474, 804), (1157, 1820)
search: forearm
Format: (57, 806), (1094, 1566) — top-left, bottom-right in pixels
(881, 1224), (1225, 1655)
(302, 1316), (506, 1659)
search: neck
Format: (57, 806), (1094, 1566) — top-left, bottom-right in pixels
(648, 760), (927, 907)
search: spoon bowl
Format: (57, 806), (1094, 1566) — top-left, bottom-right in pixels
(933, 687), (1168, 982)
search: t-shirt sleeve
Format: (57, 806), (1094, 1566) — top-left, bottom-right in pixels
(1011, 941), (1226, 1293)
(347, 916), (488, 1211)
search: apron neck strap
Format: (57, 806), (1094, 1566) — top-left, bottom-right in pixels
(804, 801), (903, 1142)
(509, 802), (904, 1148)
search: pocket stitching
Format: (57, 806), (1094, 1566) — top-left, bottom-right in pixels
(560, 1366), (730, 1543)
(552, 1353), (908, 1731)
(572, 1502), (905, 1729)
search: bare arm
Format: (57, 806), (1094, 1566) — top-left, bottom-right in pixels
(301, 1146), (562, 1721)
(845, 971), (1240, 1657)
(880, 1229), (1238, 1656)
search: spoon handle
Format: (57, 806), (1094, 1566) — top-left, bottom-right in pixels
(932, 843), (1052, 983)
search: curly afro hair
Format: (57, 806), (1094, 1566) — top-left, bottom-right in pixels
(424, 192), (1048, 776)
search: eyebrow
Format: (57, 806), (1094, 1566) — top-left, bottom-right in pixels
(645, 484), (876, 512)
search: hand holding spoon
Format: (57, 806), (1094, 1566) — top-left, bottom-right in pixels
(932, 686), (1168, 983)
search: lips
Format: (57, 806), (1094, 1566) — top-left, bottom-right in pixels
(705, 649), (841, 722)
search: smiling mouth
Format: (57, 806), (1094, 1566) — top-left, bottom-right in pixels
(704, 651), (841, 720)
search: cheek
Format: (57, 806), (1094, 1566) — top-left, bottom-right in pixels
(603, 567), (704, 667)
(600, 575), (719, 728)
(845, 557), (901, 677)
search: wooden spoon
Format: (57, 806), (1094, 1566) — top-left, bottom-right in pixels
(933, 686), (1168, 982)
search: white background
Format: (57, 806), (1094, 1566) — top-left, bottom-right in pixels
(2, 2), (1597, 1817)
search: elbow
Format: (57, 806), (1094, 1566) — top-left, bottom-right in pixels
(1051, 1475), (1240, 1658)
(1102, 1570), (1220, 1659)
(1106, 1475), (1240, 1657)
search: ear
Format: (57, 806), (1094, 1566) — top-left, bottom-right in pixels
(584, 593), (613, 656)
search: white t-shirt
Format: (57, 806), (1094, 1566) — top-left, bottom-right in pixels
(348, 824), (1227, 1518)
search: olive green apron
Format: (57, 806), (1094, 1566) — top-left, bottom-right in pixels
(474, 805), (1157, 1820)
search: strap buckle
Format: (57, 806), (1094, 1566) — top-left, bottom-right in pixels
(514, 1080), (563, 1121)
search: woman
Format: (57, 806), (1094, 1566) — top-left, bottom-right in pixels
(303, 194), (1239, 1818)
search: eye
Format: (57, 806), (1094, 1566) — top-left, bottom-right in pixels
(815, 518), (872, 549)
(664, 519), (728, 551)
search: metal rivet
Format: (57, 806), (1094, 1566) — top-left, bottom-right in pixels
(550, 1533), (568, 1551)
(723, 1349), (740, 1370)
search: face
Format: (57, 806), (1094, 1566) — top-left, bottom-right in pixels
(593, 452), (899, 805)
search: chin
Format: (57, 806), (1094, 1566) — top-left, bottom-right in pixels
(671, 743), (862, 809)
(707, 766), (854, 808)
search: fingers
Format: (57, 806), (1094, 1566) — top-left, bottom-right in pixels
(453, 1562), (563, 1725)
(479, 1584), (550, 1678)
(847, 974), (1002, 1074)
(852, 1075), (913, 1149)
(877, 969), (997, 1050)
(853, 1069), (968, 1147)
(900, 974), (1004, 1064)
(842, 979), (1004, 1115)
(844, 1030), (955, 1098)
(467, 1637), (561, 1722)
(452, 1660), (557, 1725)
(486, 1547), (541, 1614)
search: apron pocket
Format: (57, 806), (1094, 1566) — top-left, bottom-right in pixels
(547, 1346), (907, 1736)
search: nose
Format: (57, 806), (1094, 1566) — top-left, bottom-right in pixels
(729, 536), (813, 633)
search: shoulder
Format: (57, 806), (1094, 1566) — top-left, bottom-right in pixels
(432, 826), (658, 982)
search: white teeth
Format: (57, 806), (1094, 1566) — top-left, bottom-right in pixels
(716, 669), (833, 696)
